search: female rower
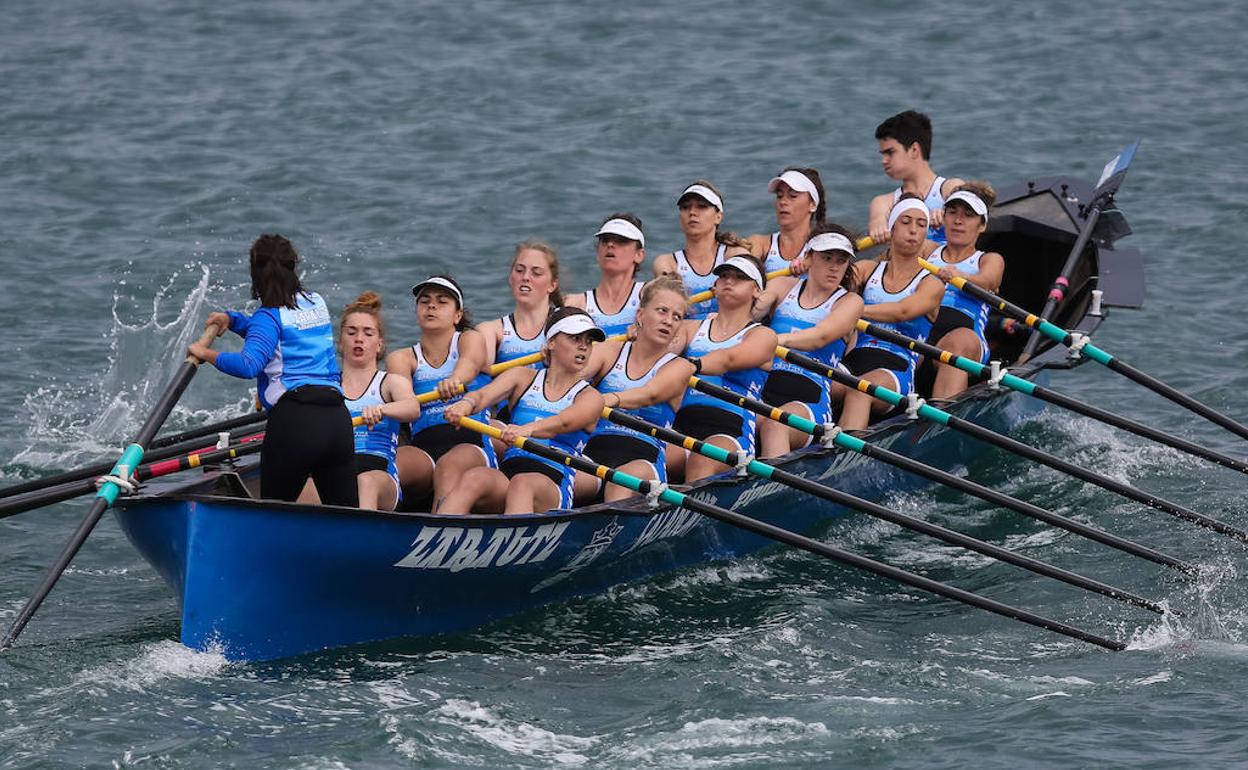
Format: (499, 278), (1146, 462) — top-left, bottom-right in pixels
(386, 276), (496, 512)
(477, 241), (564, 370)
(925, 182), (1005, 400)
(672, 254), (778, 482)
(189, 234), (357, 506)
(754, 224), (864, 458)
(440, 308), (606, 514)
(566, 213), (647, 337)
(581, 276), (695, 502)
(747, 167), (827, 275)
(839, 195), (945, 431)
(652, 180), (750, 320)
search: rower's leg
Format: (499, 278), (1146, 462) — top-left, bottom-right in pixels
(395, 445), (434, 498)
(503, 473), (561, 514)
(664, 443), (686, 484)
(931, 328), (983, 400)
(759, 401), (814, 458)
(439, 467), (508, 514)
(839, 369), (899, 430)
(603, 459), (657, 502)
(431, 444), (487, 510)
(357, 470), (398, 511)
(685, 435), (740, 482)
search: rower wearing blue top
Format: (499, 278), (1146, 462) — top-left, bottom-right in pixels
(754, 224), (865, 458)
(672, 254), (778, 482)
(747, 167), (827, 276)
(840, 196), (945, 430)
(867, 110), (965, 246)
(653, 180), (751, 320)
(441, 307), (606, 514)
(386, 275), (496, 513)
(926, 181), (1005, 399)
(581, 276), (696, 502)
(189, 234), (358, 506)
(567, 213), (647, 337)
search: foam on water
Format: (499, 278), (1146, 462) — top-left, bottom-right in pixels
(432, 698), (600, 766)
(71, 640), (231, 693)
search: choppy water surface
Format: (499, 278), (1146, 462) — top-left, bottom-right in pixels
(3, 0), (1248, 766)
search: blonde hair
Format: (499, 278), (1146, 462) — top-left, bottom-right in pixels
(640, 274), (689, 308)
(340, 290), (386, 360)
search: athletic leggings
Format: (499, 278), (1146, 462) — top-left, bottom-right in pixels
(261, 386), (359, 507)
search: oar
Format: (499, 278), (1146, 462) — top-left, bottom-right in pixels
(488, 239), (877, 373)
(918, 257), (1248, 443)
(781, 347), (1248, 544)
(0, 433), (267, 519)
(686, 375), (1193, 574)
(602, 407), (1164, 614)
(452, 415), (1125, 651)
(857, 320), (1248, 475)
(1, 323), (224, 652)
(150, 411), (267, 450)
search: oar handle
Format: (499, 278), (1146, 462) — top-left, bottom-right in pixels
(185, 322), (225, 365)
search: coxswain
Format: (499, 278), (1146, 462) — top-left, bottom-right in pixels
(440, 308), (606, 514)
(565, 214), (647, 337)
(189, 234), (357, 506)
(652, 180), (750, 320)
(866, 110), (965, 245)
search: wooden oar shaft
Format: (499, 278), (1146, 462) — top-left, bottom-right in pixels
(603, 407), (1164, 614)
(1, 324), (223, 652)
(785, 346), (1248, 544)
(454, 416), (1124, 651)
(688, 372), (1193, 574)
(857, 320), (1248, 475)
(919, 258), (1248, 443)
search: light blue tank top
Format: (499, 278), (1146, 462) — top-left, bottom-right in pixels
(673, 243), (726, 320)
(258, 292), (341, 410)
(769, 281), (850, 384)
(680, 317), (768, 419)
(409, 331), (491, 434)
(763, 232), (811, 274)
(584, 281), (644, 337)
(344, 370), (400, 462)
(495, 313), (546, 365)
(503, 370), (593, 467)
(926, 245), (990, 334)
(893, 176), (948, 243)
(858, 261), (934, 362)
(593, 342), (678, 442)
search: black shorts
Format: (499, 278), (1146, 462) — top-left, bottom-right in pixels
(499, 455), (564, 487)
(355, 453), (388, 474)
(761, 369), (823, 406)
(927, 306), (975, 346)
(673, 404), (744, 442)
(411, 423), (488, 463)
(584, 433), (661, 468)
(842, 346), (909, 376)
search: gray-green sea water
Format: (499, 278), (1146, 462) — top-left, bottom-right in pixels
(3, 1), (1248, 766)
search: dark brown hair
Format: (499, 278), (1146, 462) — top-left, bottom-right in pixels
(806, 222), (862, 294)
(949, 180), (998, 220)
(777, 167), (827, 226)
(875, 110), (934, 160)
(415, 274), (475, 331)
(598, 212), (645, 277)
(249, 234), (304, 309)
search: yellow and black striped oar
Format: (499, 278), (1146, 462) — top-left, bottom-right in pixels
(919, 257), (1248, 443)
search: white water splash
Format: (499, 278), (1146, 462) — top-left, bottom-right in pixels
(431, 698), (599, 766)
(59, 640), (230, 697)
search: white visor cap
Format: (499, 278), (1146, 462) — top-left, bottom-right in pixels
(766, 169), (820, 206)
(712, 255), (765, 288)
(677, 184), (724, 213)
(805, 232), (856, 257)
(547, 313), (606, 342)
(945, 190), (988, 218)
(411, 276), (464, 307)
(595, 218), (645, 248)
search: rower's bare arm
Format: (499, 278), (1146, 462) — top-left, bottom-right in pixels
(448, 367), (530, 422)
(867, 193), (893, 244)
(564, 293), (587, 310)
(611, 357), (695, 410)
(584, 340), (621, 383)
(862, 276), (944, 322)
(751, 276), (795, 322)
(961, 252), (1005, 292)
(477, 318), (502, 368)
(778, 294), (865, 350)
(379, 372), (422, 422)
(745, 233), (770, 259)
(652, 252), (677, 277)
(529, 387), (605, 438)
(383, 348), (416, 378)
(700, 326), (778, 374)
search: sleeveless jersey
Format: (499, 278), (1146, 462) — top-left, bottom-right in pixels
(409, 332), (491, 433)
(584, 281), (644, 337)
(769, 281), (850, 385)
(764, 232), (812, 274)
(503, 370), (593, 471)
(893, 176), (948, 243)
(673, 243), (727, 319)
(593, 342), (679, 443)
(926, 245), (990, 332)
(344, 370), (400, 462)
(680, 317), (768, 419)
(496, 313), (546, 365)
(858, 262), (934, 362)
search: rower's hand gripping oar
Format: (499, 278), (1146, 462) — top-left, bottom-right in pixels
(0, 322), (225, 652)
(686, 374), (1193, 574)
(918, 257), (1248, 443)
(602, 406), (1165, 615)
(856, 319), (1248, 476)
(781, 345), (1248, 545)
(450, 414), (1125, 652)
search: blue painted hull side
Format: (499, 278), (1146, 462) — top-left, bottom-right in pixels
(115, 383), (1045, 661)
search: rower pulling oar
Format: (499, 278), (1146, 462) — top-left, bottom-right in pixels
(684, 375), (1193, 574)
(856, 320), (1248, 476)
(602, 407), (1165, 614)
(452, 414), (1126, 652)
(0, 322), (224, 652)
(779, 347), (1248, 545)
(917, 257), (1248, 444)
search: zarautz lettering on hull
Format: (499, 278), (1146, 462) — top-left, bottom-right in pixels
(394, 522), (570, 571)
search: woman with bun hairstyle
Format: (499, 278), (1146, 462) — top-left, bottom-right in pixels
(653, 180), (751, 320)
(440, 307), (606, 514)
(386, 275), (496, 512)
(747, 166), (827, 275)
(190, 234), (357, 506)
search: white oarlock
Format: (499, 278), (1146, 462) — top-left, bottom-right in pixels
(95, 471), (137, 496)
(734, 453), (755, 477)
(988, 361), (1008, 390)
(216, 432), (231, 450)
(1067, 332), (1091, 360)
(644, 482), (669, 509)
(904, 392), (925, 420)
(1089, 289), (1104, 317)
(819, 422), (842, 449)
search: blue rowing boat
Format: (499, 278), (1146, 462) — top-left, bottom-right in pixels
(115, 169), (1145, 661)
